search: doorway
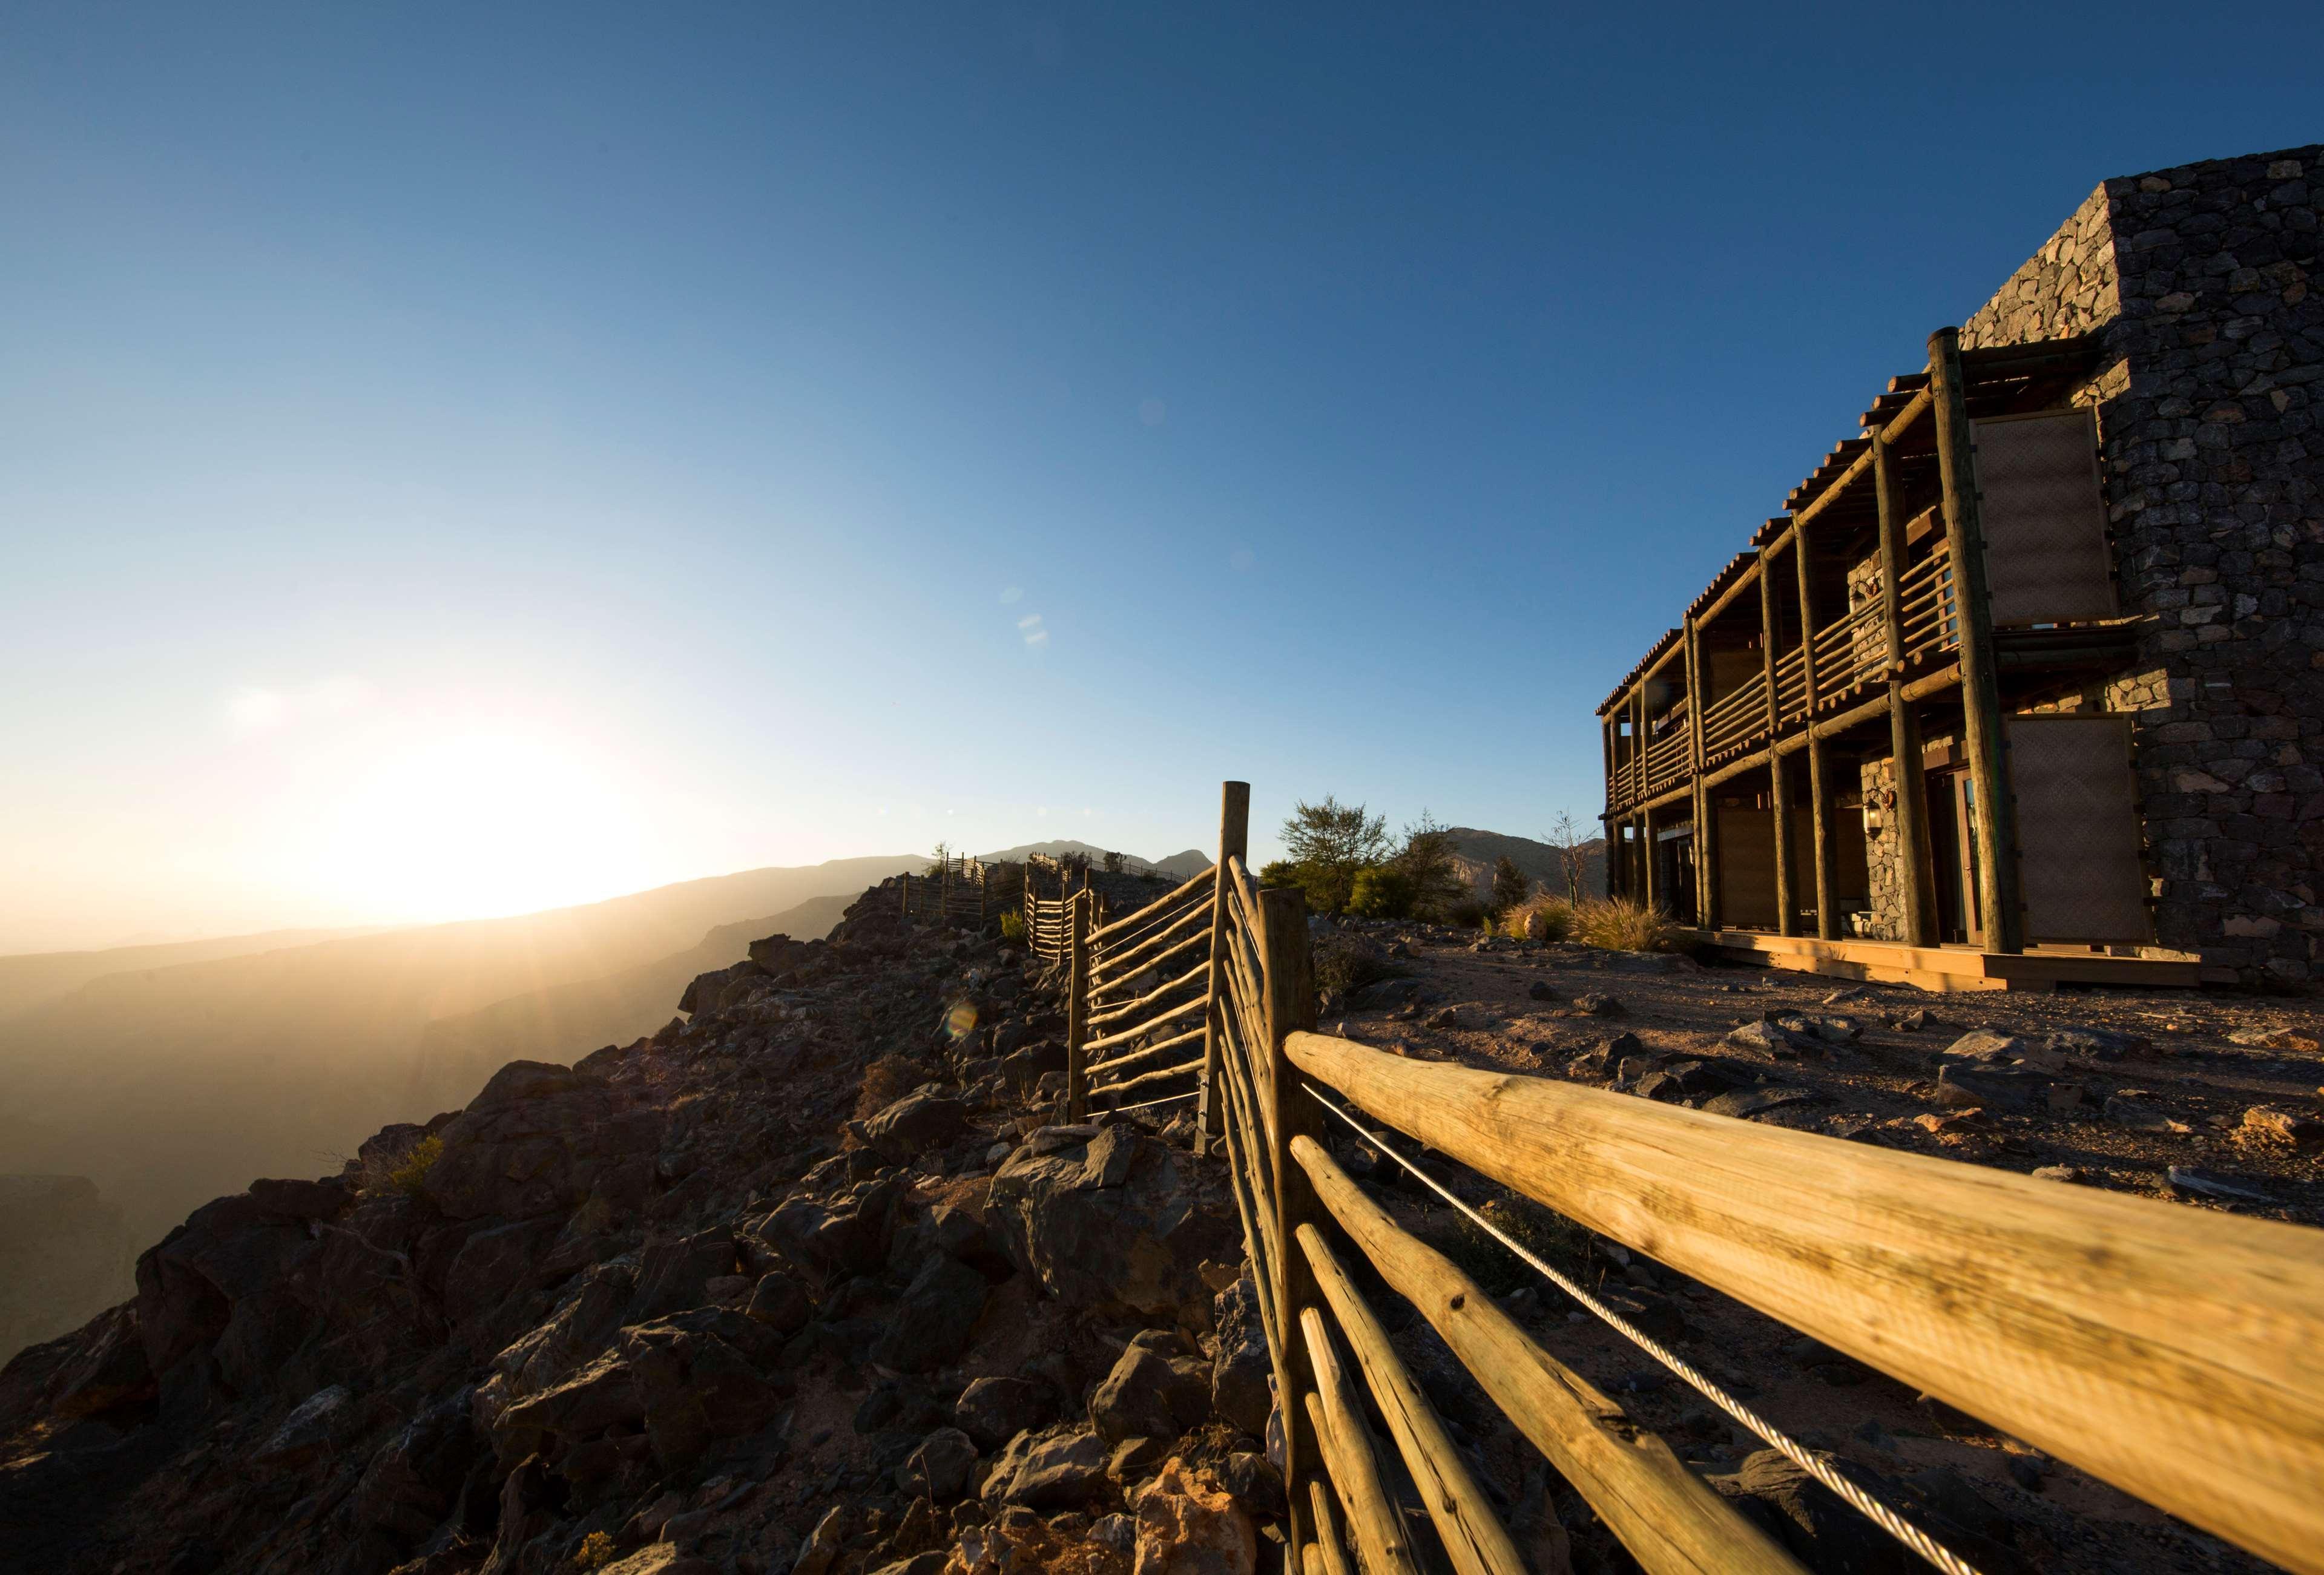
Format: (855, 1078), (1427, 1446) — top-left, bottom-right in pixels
(1654, 824), (1697, 924)
(1924, 768), (1983, 945)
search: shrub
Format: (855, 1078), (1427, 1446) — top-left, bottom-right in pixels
(1447, 896), (1490, 930)
(1490, 855), (1531, 914)
(1501, 894), (1573, 944)
(853, 1054), (924, 1122)
(1280, 797), (1391, 915)
(999, 910), (1027, 943)
(1571, 895), (1677, 953)
(1391, 810), (1469, 921)
(1313, 933), (1406, 1003)
(1347, 864), (1417, 919)
(384, 1134), (443, 1199)
(573, 1531), (617, 1571)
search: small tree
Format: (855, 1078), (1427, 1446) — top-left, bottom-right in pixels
(1104, 850), (1125, 874)
(926, 840), (952, 878)
(1490, 855), (1530, 914)
(1391, 809), (1468, 921)
(1348, 865), (1417, 919)
(1280, 796), (1390, 915)
(1545, 811), (1592, 904)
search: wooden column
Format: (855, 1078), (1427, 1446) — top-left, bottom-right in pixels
(1640, 802), (1657, 913)
(1629, 687), (1645, 809)
(1874, 432), (1938, 945)
(1685, 617), (1716, 927)
(1794, 526), (1837, 939)
(1065, 890), (1091, 1121)
(1598, 815), (1616, 898)
(1757, 560), (1796, 935)
(1261, 887), (1325, 1568)
(1198, 781), (1249, 1153)
(900, 872), (911, 925)
(1929, 327), (2023, 953)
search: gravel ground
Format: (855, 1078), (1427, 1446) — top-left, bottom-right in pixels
(1314, 920), (2324, 1575)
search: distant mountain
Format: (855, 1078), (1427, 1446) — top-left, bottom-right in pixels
(410, 893), (854, 1101)
(975, 839), (1213, 880)
(1442, 828), (1606, 903)
(0, 925), (398, 1022)
(0, 855), (917, 1245)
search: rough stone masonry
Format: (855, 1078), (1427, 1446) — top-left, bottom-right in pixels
(1958, 143), (2323, 984)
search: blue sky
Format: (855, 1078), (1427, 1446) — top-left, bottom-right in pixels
(3, 2), (2318, 950)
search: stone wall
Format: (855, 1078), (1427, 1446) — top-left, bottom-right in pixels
(1959, 145), (2324, 984)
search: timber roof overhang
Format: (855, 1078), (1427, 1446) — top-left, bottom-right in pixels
(1598, 330), (2110, 715)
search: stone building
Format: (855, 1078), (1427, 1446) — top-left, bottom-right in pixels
(1597, 144), (2321, 990)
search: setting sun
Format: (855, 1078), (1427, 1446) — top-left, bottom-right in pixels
(319, 732), (649, 923)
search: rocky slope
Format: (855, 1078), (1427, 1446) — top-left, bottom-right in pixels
(0, 875), (1265, 1575)
(7, 872), (2300, 1575)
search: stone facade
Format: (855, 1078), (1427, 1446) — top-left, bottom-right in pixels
(1957, 145), (2323, 984)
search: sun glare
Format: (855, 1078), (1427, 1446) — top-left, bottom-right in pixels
(323, 732), (647, 922)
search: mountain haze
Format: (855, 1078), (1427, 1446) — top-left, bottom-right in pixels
(0, 857), (917, 1248)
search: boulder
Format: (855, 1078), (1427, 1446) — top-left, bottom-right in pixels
(1089, 1342), (1211, 1447)
(2102, 1094), (2187, 1133)
(1934, 1064), (2051, 1114)
(444, 1216), (564, 1330)
(2242, 1105), (2324, 1149)
(1573, 993), (1625, 1017)
(252, 1383), (353, 1468)
(862, 1089), (970, 1165)
(350, 1387), (481, 1540)
(421, 1076), (660, 1222)
(632, 1228), (737, 1320)
(1000, 1044), (1069, 1096)
(760, 1178), (906, 1278)
(953, 1376), (1050, 1451)
(1349, 978), (1423, 1011)
(986, 1126), (1229, 1320)
(247, 1177), (354, 1221)
(620, 1310), (792, 1470)
(467, 1060), (587, 1110)
(897, 1425), (979, 1500)
(1725, 1019), (1817, 1060)
(1634, 1060), (1743, 1103)
(1132, 1459), (1257, 1575)
(745, 1270), (813, 1335)
(869, 1254), (988, 1373)
(981, 1424), (1110, 1509)
(1703, 1087), (1819, 1120)
(1208, 1278), (1271, 1437)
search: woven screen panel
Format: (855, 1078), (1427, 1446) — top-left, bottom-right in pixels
(1973, 411), (2118, 626)
(1716, 805), (1779, 929)
(2007, 715), (2150, 942)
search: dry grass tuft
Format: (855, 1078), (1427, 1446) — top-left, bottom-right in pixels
(1499, 895), (1573, 944)
(378, 1134), (443, 1199)
(852, 1053), (925, 1124)
(1570, 895), (1679, 953)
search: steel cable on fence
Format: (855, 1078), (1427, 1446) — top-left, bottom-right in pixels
(1300, 1082), (1985, 1575)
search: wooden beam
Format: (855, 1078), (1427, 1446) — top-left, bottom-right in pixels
(1758, 565), (1794, 935)
(1197, 783), (1248, 1152)
(1285, 1030), (2324, 1575)
(1685, 616), (1716, 927)
(1262, 887), (1325, 1568)
(1794, 518), (1835, 940)
(1065, 891), (1091, 1121)
(1294, 1136), (1805, 1575)
(1874, 436), (1937, 946)
(1694, 555), (1762, 632)
(1092, 896), (1215, 985)
(1300, 1310), (1423, 1575)
(1091, 864), (1216, 944)
(1929, 327), (2023, 953)
(1297, 1223), (1529, 1575)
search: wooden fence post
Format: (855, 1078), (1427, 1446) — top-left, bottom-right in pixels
(1066, 890), (1091, 1122)
(1929, 326), (2023, 954)
(1261, 885), (1325, 1566)
(1199, 782), (1251, 1155)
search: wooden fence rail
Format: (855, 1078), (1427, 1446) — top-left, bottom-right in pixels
(1099, 779), (2324, 1575)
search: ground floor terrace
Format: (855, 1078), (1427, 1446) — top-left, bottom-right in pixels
(1598, 330), (2200, 991)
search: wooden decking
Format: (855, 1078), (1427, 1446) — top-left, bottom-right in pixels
(1688, 927), (2203, 991)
